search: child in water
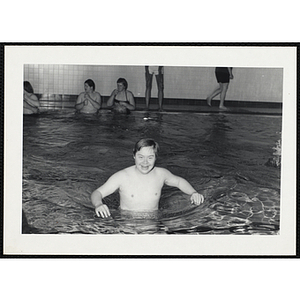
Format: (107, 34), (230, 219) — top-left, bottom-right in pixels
(91, 138), (204, 218)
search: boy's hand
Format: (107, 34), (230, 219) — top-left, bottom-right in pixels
(190, 193), (204, 205)
(95, 204), (111, 218)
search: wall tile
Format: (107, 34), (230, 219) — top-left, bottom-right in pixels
(24, 64), (283, 106)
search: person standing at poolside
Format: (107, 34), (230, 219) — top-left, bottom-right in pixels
(23, 81), (40, 115)
(75, 79), (102, 114)
(206, 67), (234, 110)
(145, 66), (164, 111)
(107, 78), (135, 113)
(91, 138), (204, 218)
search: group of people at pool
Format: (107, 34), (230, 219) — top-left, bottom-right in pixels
(23, 66), (165, 115)
(23, 66), (234, 115)
(23, 81), (206, 217)
(75, 77), (137, 115)
(22, 67), (234, 216)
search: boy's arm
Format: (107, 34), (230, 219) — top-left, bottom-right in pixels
(91, 190), (110, 218)
(91, 171), (123, 218)
(165, 171), (196, 195)
(163, 169), (204, 205)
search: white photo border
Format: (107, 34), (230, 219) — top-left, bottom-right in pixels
(3, 44), (297, 256)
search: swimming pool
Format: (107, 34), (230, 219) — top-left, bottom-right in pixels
(22, 110), (281, 235)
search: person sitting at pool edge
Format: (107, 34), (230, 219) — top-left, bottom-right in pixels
(91, 138), (204, 218)
(23, 81), (40, 115)
(107, 77), (135, 113)
(75, 79), (102, 114)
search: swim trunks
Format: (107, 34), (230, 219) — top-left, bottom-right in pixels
(148, 66), (160, 75)
(148, 66), (164, 75)
(145, 67), (164, 91)
(215, 67), (230, 83)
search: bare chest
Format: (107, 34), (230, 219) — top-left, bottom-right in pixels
(119, 174), (164, 210)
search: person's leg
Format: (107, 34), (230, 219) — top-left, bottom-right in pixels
(145, 72), (153, 109)
(219, 82), (229, 110)
(155, 73), (164, 111)
(206, 85), (221, 106)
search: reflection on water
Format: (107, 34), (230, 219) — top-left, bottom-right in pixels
(22, 111), (281, 234)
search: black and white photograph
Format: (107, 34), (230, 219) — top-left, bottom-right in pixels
(3, 45), (296, 256)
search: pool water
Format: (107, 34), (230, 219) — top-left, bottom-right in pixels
(22, 110), (281, 234)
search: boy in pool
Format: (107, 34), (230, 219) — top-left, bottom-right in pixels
(91, 138), (204, 218)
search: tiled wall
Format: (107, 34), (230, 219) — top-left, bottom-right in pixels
(24, 64), (283, 109)
(24, 64), (147, 108)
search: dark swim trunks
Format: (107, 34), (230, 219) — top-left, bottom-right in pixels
(215, 67), (230, 83)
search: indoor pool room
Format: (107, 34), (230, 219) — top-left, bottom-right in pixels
(22, 64), (283, 235)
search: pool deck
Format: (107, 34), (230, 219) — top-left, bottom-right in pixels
(39, 95), (282, 116)
(133, 100), (282, 116)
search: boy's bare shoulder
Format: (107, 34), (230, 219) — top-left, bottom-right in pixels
(153, 167), (171, 176)
(113, 166), (134, 177)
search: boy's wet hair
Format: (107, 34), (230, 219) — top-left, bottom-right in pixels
(85, 79), (95, 91)
(133, 138), (159, 157)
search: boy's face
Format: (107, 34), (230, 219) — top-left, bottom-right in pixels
(134, 146), (156, 174)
